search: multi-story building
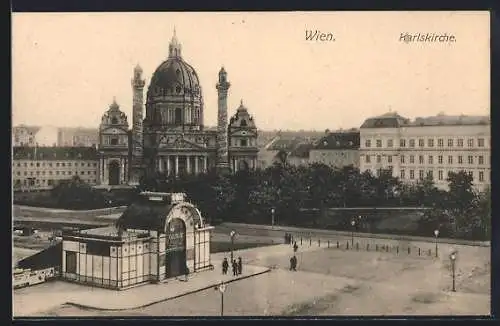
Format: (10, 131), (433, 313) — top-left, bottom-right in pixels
(57, 127), (99, 147)
(309, 130), (360, 168)
(12, 125), (39, 147)
(257, 136), (304, 169)
(287, 143), (314, 166)
(12, 146), (99, 191)
(360, 112), (491, 191)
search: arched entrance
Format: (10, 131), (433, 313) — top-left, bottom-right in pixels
(108, 161), (120, 185)
(165, 218), (187, 278)
(238, 160), (249, 171)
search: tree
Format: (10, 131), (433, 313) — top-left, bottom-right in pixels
(51, 175), (106, 209)
(445, 171), (479, 237)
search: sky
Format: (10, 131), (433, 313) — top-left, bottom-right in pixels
(12, 11), (490, 131)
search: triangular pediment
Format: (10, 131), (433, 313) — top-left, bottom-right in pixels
(159, 136), (205, 150)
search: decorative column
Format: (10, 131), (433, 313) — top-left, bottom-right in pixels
(129, 64), (145, 185)
(166, 156), (171, 175)
(175, 156), (179, 176)
(215, 67), (231, 173)
(203, 156), (207, 172)
(186, 155), (191, 174)
(194, 156), (199, 174)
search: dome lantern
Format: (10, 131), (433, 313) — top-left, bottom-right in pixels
(168, 27), (182, 58)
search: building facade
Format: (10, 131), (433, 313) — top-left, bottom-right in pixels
(61, 192), (213, 290)
(228, 100), (259, 171)
(96, 30), (259, 186)
(12, 146), (99, 191)
(12, 125), (39, 147)
(359, 112), (491, 191)
(57, 127), (99, 147)
(309, 131), (360, 168)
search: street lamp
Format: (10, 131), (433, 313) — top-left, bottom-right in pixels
(434, 229), (439, 258)
(230, 230), (236, 263)
(271, 208), (275, 228)
(450, 251), (457, 292)
(351, 219), (356, 247)
(214, 281), (226, 316)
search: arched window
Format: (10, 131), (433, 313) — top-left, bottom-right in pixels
(240, 119), (247, 127)
(175, 108), (182, 124)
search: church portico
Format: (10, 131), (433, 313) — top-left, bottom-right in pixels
(157, 154), (209, 176)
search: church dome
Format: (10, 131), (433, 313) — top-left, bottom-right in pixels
(145, 29), (204, 128)
(147, 59), (201, 98)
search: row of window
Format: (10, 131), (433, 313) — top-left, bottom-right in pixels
(101, 136), (127, 146)
(14, 162), (97, 168)
(364, 137), (487, 149)
(13, 178), (98, 187)
(15, 170), (97, 176)
(365, 154), (487, 165)
(399, 169), (487, 183)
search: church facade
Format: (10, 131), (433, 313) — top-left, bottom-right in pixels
(97, 31), (259, 186)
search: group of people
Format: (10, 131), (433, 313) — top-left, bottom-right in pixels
(222, 257), (243, 276)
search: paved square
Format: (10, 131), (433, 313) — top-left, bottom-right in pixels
(15, 241), (490, 316)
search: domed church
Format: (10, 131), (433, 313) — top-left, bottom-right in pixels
(97, 30), (259, 186)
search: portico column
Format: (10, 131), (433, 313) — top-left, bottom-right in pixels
(100, 158), (104, 183)
(120, 158), (125, 184)
(124, 158), (128, 182)
(166, 156), (171, 175)
(103, 159), (108, 185)
(203, 156), (207, 172)
(175, 156), (179, 176)
(186, 155), (191, 174)
(194, 155), (199, 174)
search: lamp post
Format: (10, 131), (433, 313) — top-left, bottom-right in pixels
(351, 219), (356, 247)
(271, 208), (275, 228)
(215, 281), (226, 316)
(230, 230), (236, 263)
(450, 251), (457, 292)
(434, 229), (439, 258)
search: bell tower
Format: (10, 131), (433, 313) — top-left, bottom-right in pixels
(215, 67), (231, 174)
(129, 64), (146, 185)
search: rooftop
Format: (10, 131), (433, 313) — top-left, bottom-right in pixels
(12, 146), (99, 161)
(313, 131), (360, 150)
(266, 137), (305, 151)
(361, 112), (490, 129)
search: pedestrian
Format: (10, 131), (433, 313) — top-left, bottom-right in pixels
(237, 256), (243, 275)
(222, 257), (229, 275)
(293, 242), (298, 253)
(232, 259), (238, 276)
(289, 256), (294, 271)
(291, 255), (297, 271)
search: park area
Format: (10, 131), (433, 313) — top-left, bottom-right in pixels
(14, 233), (490, 317)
